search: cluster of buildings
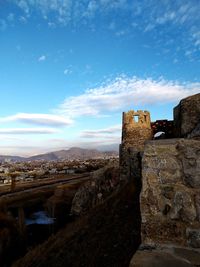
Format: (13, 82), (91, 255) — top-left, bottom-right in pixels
(0, 158), (117, 186)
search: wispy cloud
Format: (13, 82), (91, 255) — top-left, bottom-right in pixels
(48, 21), (56, 28)
(19, 16), (27, 23)
(17, 0), (30, 14)
(8, 1), (200, 30)
(14, 0), (128, 23)
(64, 67), (72, 75)
(0, 128), (59, 135)
(80, 125), (121, 138)
(136, 1), (200, 51)
(133, 1), (199, 29)
(192, 31), (200, 47)
(0, 113), (73, 127)
(115, 30), (127, 36)
(144, 23), (155, 32)
(38, 55), (46, 62)
(58, 75), (200, 117)
(7, 0), (200, 53)
(14, 0), (72, 25)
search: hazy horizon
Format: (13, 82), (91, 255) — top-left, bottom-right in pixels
(0, 143), (120, 157)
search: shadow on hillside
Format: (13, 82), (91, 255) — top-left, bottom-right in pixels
(12, 179), (141, 267)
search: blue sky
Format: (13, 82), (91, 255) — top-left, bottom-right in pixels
(0, 0), (200, 156)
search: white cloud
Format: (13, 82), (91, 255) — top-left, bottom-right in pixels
(80, 125), (121, 138)
(156, 12), (176, 25)
(38, 55), (46, 61)
(15, 0), (72, 25)
(132, 1), (200, 53)
(144, 23), (155, 32)
(192, 31), (200, 48)
(84, 1), (98, 18)
(115, 30), (126, 36)
(48, 22), (56, 28)
(17, 0), (30, 14)
(11, 0), (200, 52)
(137, 1), (199, 29)
(100, 0), (127, 10)
(64, 68), (72, 75)
(0, 113), (73, 127)
(13, 0), (128, 26)
(10, 1), (200, 28)
(19, 16), (27, 23)
(58, 75), (200, 117)
(0, 128), (59, 135)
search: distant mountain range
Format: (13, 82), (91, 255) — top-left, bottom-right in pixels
(0, 147), (119, 162)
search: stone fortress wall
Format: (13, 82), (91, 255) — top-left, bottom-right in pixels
(120, 93), (200, 249)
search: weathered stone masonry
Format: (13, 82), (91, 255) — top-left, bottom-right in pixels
(121, 110), (152, 150)
(120, 110), (152, 182)
(174, 93), (200, 139)
(141, 138), (200, 248)
(120, 93), (200, 249)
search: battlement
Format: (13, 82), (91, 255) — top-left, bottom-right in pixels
(122, 110), (151, 129)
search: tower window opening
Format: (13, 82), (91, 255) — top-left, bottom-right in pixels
(133, 115), (139, 123)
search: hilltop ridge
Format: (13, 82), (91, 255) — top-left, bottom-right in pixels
(0, 147), (118, 162)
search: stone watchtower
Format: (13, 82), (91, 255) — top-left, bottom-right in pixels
(121, 110), (152, 150)
(120, 110), (152, 181)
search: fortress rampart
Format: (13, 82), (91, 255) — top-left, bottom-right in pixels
(120, 93), (200, 250)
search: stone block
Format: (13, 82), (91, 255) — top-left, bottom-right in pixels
(177, 139), (200, 188)
(174, 93), (200, 137)
(170, 191), (196, 222)
(186, 228), (200, 248)
(188, 122), (200, 139)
